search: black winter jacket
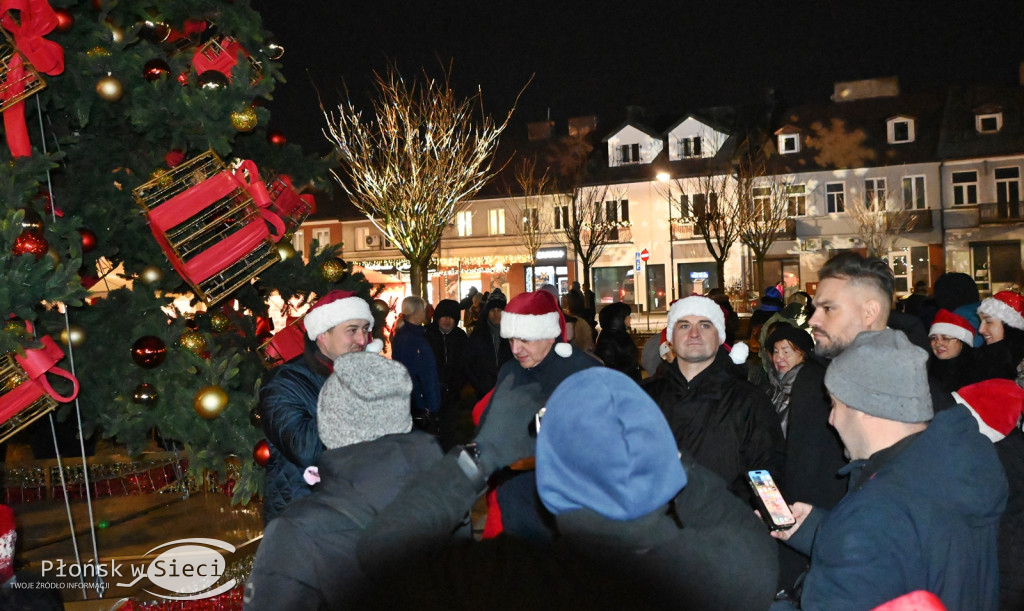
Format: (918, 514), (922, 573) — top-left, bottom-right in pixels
(642, 348), (786, 504)
(245, 432), (443, 610)
(781, 359), (847, 509)
(258, 353), (327, 523)
(424, 323), (468, 402)
(462, 319), (512, 401)
(595, 302), (642, 382)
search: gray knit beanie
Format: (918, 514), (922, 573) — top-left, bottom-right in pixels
(824, 329), (933, 423)
(317, 352), (413, 450)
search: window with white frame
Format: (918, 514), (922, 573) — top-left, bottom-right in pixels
(902, 176), (926, 210)
(554, 205), (569, 230)
(952, 171), (978, 206)
(751, 186), (772, 221)
(887, 118), (915, 144)
(786, 185), (806, 216)
(488, 208), (505, 235)
(677, 136), (702, 158)
(976, 113), (1003, 134)
(455, 210), (472, 237)
(291, 230), (304, 254)
(825, 182), (846, 214)
(996, 167), (1020, 204)
(779, 134), (800, 154)
(616, 143), (641, 165)
(312, 228), (331, 254)
(864, 178), (887, 211)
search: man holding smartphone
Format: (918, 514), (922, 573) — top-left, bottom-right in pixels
(770, 330), (1007, 611)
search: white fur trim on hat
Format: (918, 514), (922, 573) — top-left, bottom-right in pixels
(929, 322), (973, 346)
(666, 296), (726, 345)
(501, 311), (562, 341)
(978, 294), (1024, 330)
(305, 297), (374, 340)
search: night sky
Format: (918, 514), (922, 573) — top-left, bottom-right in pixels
(252, 0), (1024, 156)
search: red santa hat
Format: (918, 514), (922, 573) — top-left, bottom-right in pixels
(977, 290), (1024, 330)
(953, 378), (1024, 442)
(303, 290), (382, 353)
(500, 291), (572, 357)
(658, 327), (673, 361)
(928, 309), (975, 345)
(871, 590), (946, 611)
(0, 504), (14, 583)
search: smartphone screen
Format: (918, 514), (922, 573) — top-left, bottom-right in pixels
(747, 470), (796, 531)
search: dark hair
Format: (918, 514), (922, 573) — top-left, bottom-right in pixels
(818, 252), (894, 303)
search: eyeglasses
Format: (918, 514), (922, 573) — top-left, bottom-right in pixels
(928, 335), (957, 345)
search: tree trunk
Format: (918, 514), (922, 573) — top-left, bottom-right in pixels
(409, 257), (430, 300)
(715, 258), (726, 290)
(754, 253), (766, 294)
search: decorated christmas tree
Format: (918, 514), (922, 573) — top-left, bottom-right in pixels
(0, 0), (369, 503)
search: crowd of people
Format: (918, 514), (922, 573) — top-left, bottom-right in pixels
(246, 253), (1024, 611)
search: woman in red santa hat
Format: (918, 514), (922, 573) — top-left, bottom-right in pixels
(974, 290), (1024, 381)
(927, 308), (979, 393)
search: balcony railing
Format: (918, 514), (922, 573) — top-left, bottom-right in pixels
(978, 201), (1024, 224)
(901, 209), (933, 231)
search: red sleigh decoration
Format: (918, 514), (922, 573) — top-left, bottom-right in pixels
(0, 335), (80, 443)
(132, 150), (288, 305)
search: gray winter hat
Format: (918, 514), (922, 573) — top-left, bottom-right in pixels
(824, 329), (933, 423)
(317, 352), (413, 450)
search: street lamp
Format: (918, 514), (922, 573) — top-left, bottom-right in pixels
(657, 171), (676, 300)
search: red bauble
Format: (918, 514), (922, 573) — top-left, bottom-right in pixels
(12, 231), (48, 259)
(54, 8), (74, 33)
(164, 149), (185, 167)
(131, 335), (167, 369)
(80, 274), (99, 289)
(79, 228), (97, 253)
(267, 130), (287, 146)
(253, 439), (270, 467)
(143, 59), (171, 82)
(176, 72), (190, 87)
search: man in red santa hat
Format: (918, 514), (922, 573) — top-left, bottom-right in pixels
(473, 290), (600, 541)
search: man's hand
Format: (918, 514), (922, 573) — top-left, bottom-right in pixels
(762, 502), (813, 542)
(472, 377), (543, 475)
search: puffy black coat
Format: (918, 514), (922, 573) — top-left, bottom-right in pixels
(259, 352), (328, 523)
(246, 432), (442, 610)
(356, 448), (778, 610)
(642, 348), (786, 504)
(391, 323), (441, 414)
(595, 302), (641, 382)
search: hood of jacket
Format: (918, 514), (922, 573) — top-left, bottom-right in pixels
(879, 406), (1007, 525)
(598, 302), (631, 332)
(315, 432), (442, 506)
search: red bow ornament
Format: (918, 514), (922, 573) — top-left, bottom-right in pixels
(0, 0), (64, 158)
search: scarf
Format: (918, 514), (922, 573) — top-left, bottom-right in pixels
(768, 363), (803, 437)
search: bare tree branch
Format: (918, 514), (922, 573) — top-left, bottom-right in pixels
(845, 170), (917, 258)
(506, 157), (553, 264)
(324, 65), (518, 297)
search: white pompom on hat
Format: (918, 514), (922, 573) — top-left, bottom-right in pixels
(929, 308), (975, 345)
(978, 290), (1024, 330)
(304, 290), (374, 340)
(666, 295), (726, 345)
(500, 291), (572, 357)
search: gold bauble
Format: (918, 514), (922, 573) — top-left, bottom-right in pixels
(179, 330), (207, 355)
(139, 265), (164, 285)
(59, 324), (86, 348)
(193, 385), (228, 420)
(209, 312), (230, 333)
(276, 240), (296, 261)
(320, 259), (345, 283)
(86, 46), (111, 58)
(96, 74), (123, 102)
(46, 247), (61, 266)
(230, 107), (258, 132)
